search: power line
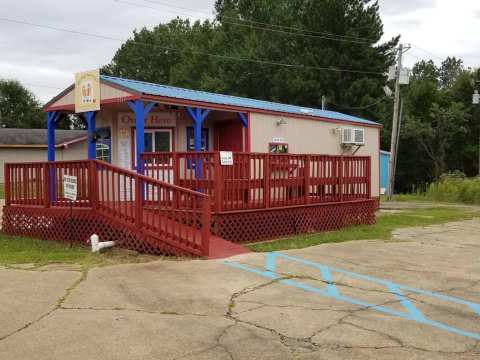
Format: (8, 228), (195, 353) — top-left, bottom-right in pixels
(0, 16), (385, 76)
(116, 0), (378, 44)
(141, 0), (379, 44)
(410, 44), (444, 62)
(328, 96), (387, 110)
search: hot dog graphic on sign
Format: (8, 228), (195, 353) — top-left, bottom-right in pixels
(75, 70), (101, 113)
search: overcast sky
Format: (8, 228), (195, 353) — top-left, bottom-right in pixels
(1, 0), (479, 103)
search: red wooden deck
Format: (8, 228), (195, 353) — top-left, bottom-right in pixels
(2, 152), (375, 258)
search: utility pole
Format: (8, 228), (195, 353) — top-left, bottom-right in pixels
(392, 98), (404, 190)
(473, 89), (479, 176)
(386, 44), (404, 199)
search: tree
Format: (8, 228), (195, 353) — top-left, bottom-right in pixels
(403, 102), (467, 179)
(102, 0), (398, 120)
(0, 79), (44, 128)
(394, 58), (476, 191)
(213, 0), (398, 117)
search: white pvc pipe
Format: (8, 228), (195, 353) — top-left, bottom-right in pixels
(89, 234), (115, 253)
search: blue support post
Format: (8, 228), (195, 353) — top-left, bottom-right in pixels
(85, 111), (97, 160)
(128, 100), (156, 174)
(47, 111), (60, 203)
(47, 111), (58, 161)
(186, 107), (211, 181)
(237, 112), (248, 128)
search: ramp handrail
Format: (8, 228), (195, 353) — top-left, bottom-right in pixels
(3, 160), (211, 257)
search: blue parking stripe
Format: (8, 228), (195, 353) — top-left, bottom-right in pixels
(225, 252), (480, 341)
(387, 283), (425, 321)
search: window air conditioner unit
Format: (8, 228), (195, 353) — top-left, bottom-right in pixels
(341, 128), (365, 145)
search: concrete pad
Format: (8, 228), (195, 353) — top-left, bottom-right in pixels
(311, 322), (400, 348)
(0, 269), (81, 339)
(0, 309), (233, 360)
(64, 259), (267, 316)
(219, 322), (292, 359)
(299, 347), (478, 360)
(345, 310), (477, 353)
(1, 210), (480, 359)
(234, 304), (347, 339)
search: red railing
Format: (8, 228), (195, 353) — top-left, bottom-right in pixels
(4, 160), (211, 257)
(4, 160), (92, 207)
(141, 152), (371, 212)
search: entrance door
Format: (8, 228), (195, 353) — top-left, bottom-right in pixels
(135, 129), (174, 184)
(214, 121), (244, 152)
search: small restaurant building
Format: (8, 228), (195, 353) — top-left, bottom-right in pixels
(2, 71), (381, 259)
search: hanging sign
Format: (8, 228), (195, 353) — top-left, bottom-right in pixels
(63, 175), (78, 201)
(75, 69), (101, 113)
(220, 151), (234, 166)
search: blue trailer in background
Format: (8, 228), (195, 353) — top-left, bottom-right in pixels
(380, 150), (391, 195)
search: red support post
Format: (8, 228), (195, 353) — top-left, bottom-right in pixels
(304, 155), (311, 204)
(213, 152), (223, 212)
(43, 163), (50, 208)
(245, 113), (251, 152)
(172, 152), (179, 208)
(89, 161), (98, 210)
(172, 152), (179, 186)
(263, 154), (270, 208)
(201, 197), (211, 257)
(135, 177), (143, 229)
(367, 157), (371, 198)
(339, 156), (344, 202)
(4, 163), (10, 206)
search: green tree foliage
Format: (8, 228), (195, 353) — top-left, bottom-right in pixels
(0, 79), (44, 128)
(394, 58), (479, 191)
(100, 0), (479, 192)
(102, 0), (398, 118)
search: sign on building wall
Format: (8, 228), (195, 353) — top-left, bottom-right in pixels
(272, 137), (286, 143)
(63, 175), (78, 201)
(118, 112), (177, 127)
(220, 151), (234, 166)
(75, 69), (101, 113)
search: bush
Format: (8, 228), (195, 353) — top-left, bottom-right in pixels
(425, 175), (480, 205)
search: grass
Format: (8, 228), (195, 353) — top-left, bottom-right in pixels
(388, 177), (480, 206)
(0, 235), (160, 268)
(0, 183), (3, 199)
(248, 207), (478, 252)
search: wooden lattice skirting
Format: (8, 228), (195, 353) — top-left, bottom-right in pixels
(2, 198), (378, 254)
(1, 206), (192, 257)
(212, 199), (378, 243)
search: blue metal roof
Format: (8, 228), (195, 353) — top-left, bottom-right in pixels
(101, 75), (379, 126)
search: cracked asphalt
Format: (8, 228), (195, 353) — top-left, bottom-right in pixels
(1, 215), (480, 359)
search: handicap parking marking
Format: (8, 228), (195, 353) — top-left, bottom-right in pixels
(225, 252), (480, 341)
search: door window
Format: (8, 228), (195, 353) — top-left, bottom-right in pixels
(134, 129), (173, 168)
(141, 129), (172, 153)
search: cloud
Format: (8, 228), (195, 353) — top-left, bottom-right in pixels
(378, 0), (436, 16)
(0, 0), (215, 102)
(0, 0), (479, 103)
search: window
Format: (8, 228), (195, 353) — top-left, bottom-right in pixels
(96, 127), (111, 163)
(186, 127), (209, 151)
(269, 143), (289, 154)
(144, 129), (172, 152)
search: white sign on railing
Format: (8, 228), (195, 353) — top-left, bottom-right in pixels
(220, 151), (234, 166)
(63, 175), (78, 201)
